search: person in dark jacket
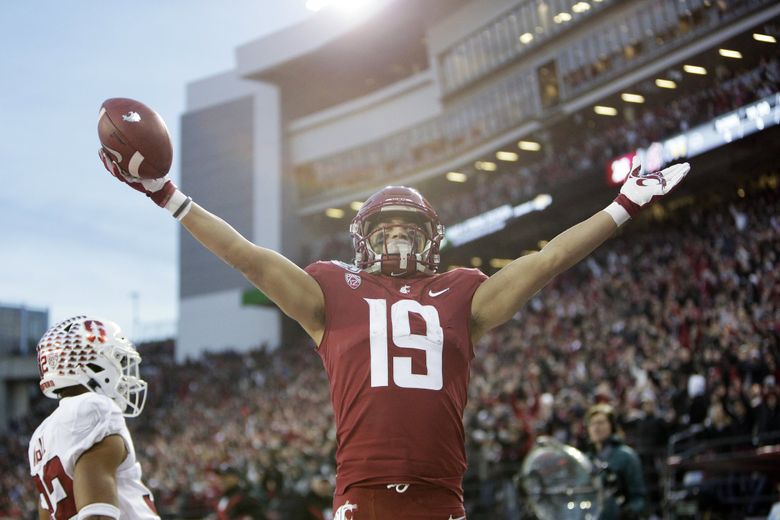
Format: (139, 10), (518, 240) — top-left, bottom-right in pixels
(214, 465), (265, 520)
(585, 403), (647, 519)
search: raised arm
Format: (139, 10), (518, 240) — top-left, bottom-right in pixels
(180, 203), (325, 342)
(99, 150), (325, 343)
(470, 158), (689, 342)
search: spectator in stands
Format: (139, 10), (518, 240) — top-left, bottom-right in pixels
(768, 480), (780, 520)
(585, 403), (647, 520)
(631, 396), (669, 517)
(757, 386), (780, 438)
(300, 475), (334, 520)
(251, 467), (310, 520)
(214, 464), (264, 519)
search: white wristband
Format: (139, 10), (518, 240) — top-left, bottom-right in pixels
(77, 502), (120, 520)
(604, 201), (631, 227)
(164, 189), (193, 221)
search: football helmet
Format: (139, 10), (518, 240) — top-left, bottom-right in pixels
(36, 316), (147, 417)
(350, 186), (444, 276)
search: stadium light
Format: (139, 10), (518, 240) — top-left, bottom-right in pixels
(446, 171), (468, 183)
(519, 32), (534, 44)
(572, 2), (591, 13)
(350, 201), (363, 211)
(496, 151), (519, 161)
(718, 48), (742, 59)
(489, 258), (513, 269)
(655, 78), (677, 89)
(621, 93), (645, 103)
(475, 161), (497, 171)
(753, 33), (776, 43)
(594, 105), (618, 116)
(470, 257), (483, 267)
(325, 208), (345, 218)
(518, 140), (542, 151)
(553, 12), (572, 23)
(683, 64), (707, 75)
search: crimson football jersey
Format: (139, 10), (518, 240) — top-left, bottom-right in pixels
(305, 261), (487, 498)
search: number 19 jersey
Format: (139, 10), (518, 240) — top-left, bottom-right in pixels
(305, 261), (487, 499)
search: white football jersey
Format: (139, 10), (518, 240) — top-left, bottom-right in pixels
(28, 392), (159, 520)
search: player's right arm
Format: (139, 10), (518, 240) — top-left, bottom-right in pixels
(73, 434), (125, 519)
(99, 151), (326, 343)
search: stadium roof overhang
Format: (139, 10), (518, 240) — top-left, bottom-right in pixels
(237, 0), (469, 120)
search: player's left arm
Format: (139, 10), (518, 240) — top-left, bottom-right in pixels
(470, 159), (689, 341)
(73, 434), (127, 519)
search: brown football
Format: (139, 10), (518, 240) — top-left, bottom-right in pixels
(97, 98), (172, 179)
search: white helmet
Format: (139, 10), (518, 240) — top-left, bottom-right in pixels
(36, 315), (147, 417)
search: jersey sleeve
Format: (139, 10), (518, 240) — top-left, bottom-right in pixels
(61, 394), (131, 475)
(304, 260), (346, 285)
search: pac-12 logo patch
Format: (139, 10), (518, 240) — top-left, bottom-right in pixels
(345, 273), (362, 289)
(47, 353), (60, 371)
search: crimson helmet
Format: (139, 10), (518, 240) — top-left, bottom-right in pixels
(36, 316), (147, 417)
(350, 186), (444, 276)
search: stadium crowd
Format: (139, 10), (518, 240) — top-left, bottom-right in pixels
(307, 54), (780, 263)
(1, 176), (777, 518)
(2, 45), (779, 520)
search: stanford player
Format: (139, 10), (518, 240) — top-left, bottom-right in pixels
(100, 149), (688, 519)
(29, 316), (159, 520)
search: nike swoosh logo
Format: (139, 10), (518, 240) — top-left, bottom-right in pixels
(428, 288), (450, 297)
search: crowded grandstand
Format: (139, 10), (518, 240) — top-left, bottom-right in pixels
(2, 0), (779, 518)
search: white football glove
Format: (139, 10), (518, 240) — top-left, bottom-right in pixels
(99, 148), (192, 220)
(605, 156), (690, 226)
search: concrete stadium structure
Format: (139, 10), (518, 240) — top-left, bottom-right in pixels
(177, 0), (780, 359)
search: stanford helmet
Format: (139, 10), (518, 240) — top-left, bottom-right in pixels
(36, 316), (147, 417)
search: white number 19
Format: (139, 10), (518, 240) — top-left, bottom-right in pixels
(364, 298), (443, 390)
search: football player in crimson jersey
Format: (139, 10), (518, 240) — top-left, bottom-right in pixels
(29, 316), (159, 520)
(100, 148), (689, 519)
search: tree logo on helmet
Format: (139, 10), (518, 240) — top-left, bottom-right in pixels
(83, 320), (108, 344)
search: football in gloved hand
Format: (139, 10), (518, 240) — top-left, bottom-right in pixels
(97, 98), (172, 179)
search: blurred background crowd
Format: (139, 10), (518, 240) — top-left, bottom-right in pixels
(308, 55), (779, 263)
(1, 177), (777, 518)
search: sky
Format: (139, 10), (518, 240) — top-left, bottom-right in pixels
(0, 1), (311, 340)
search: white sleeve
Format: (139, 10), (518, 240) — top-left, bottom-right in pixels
(61, 395), (130, 475)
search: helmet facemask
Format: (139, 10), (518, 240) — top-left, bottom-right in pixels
(350, 186), (444, 276)
(368, 217), (429, 274)
(353, 212), (441, 276)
